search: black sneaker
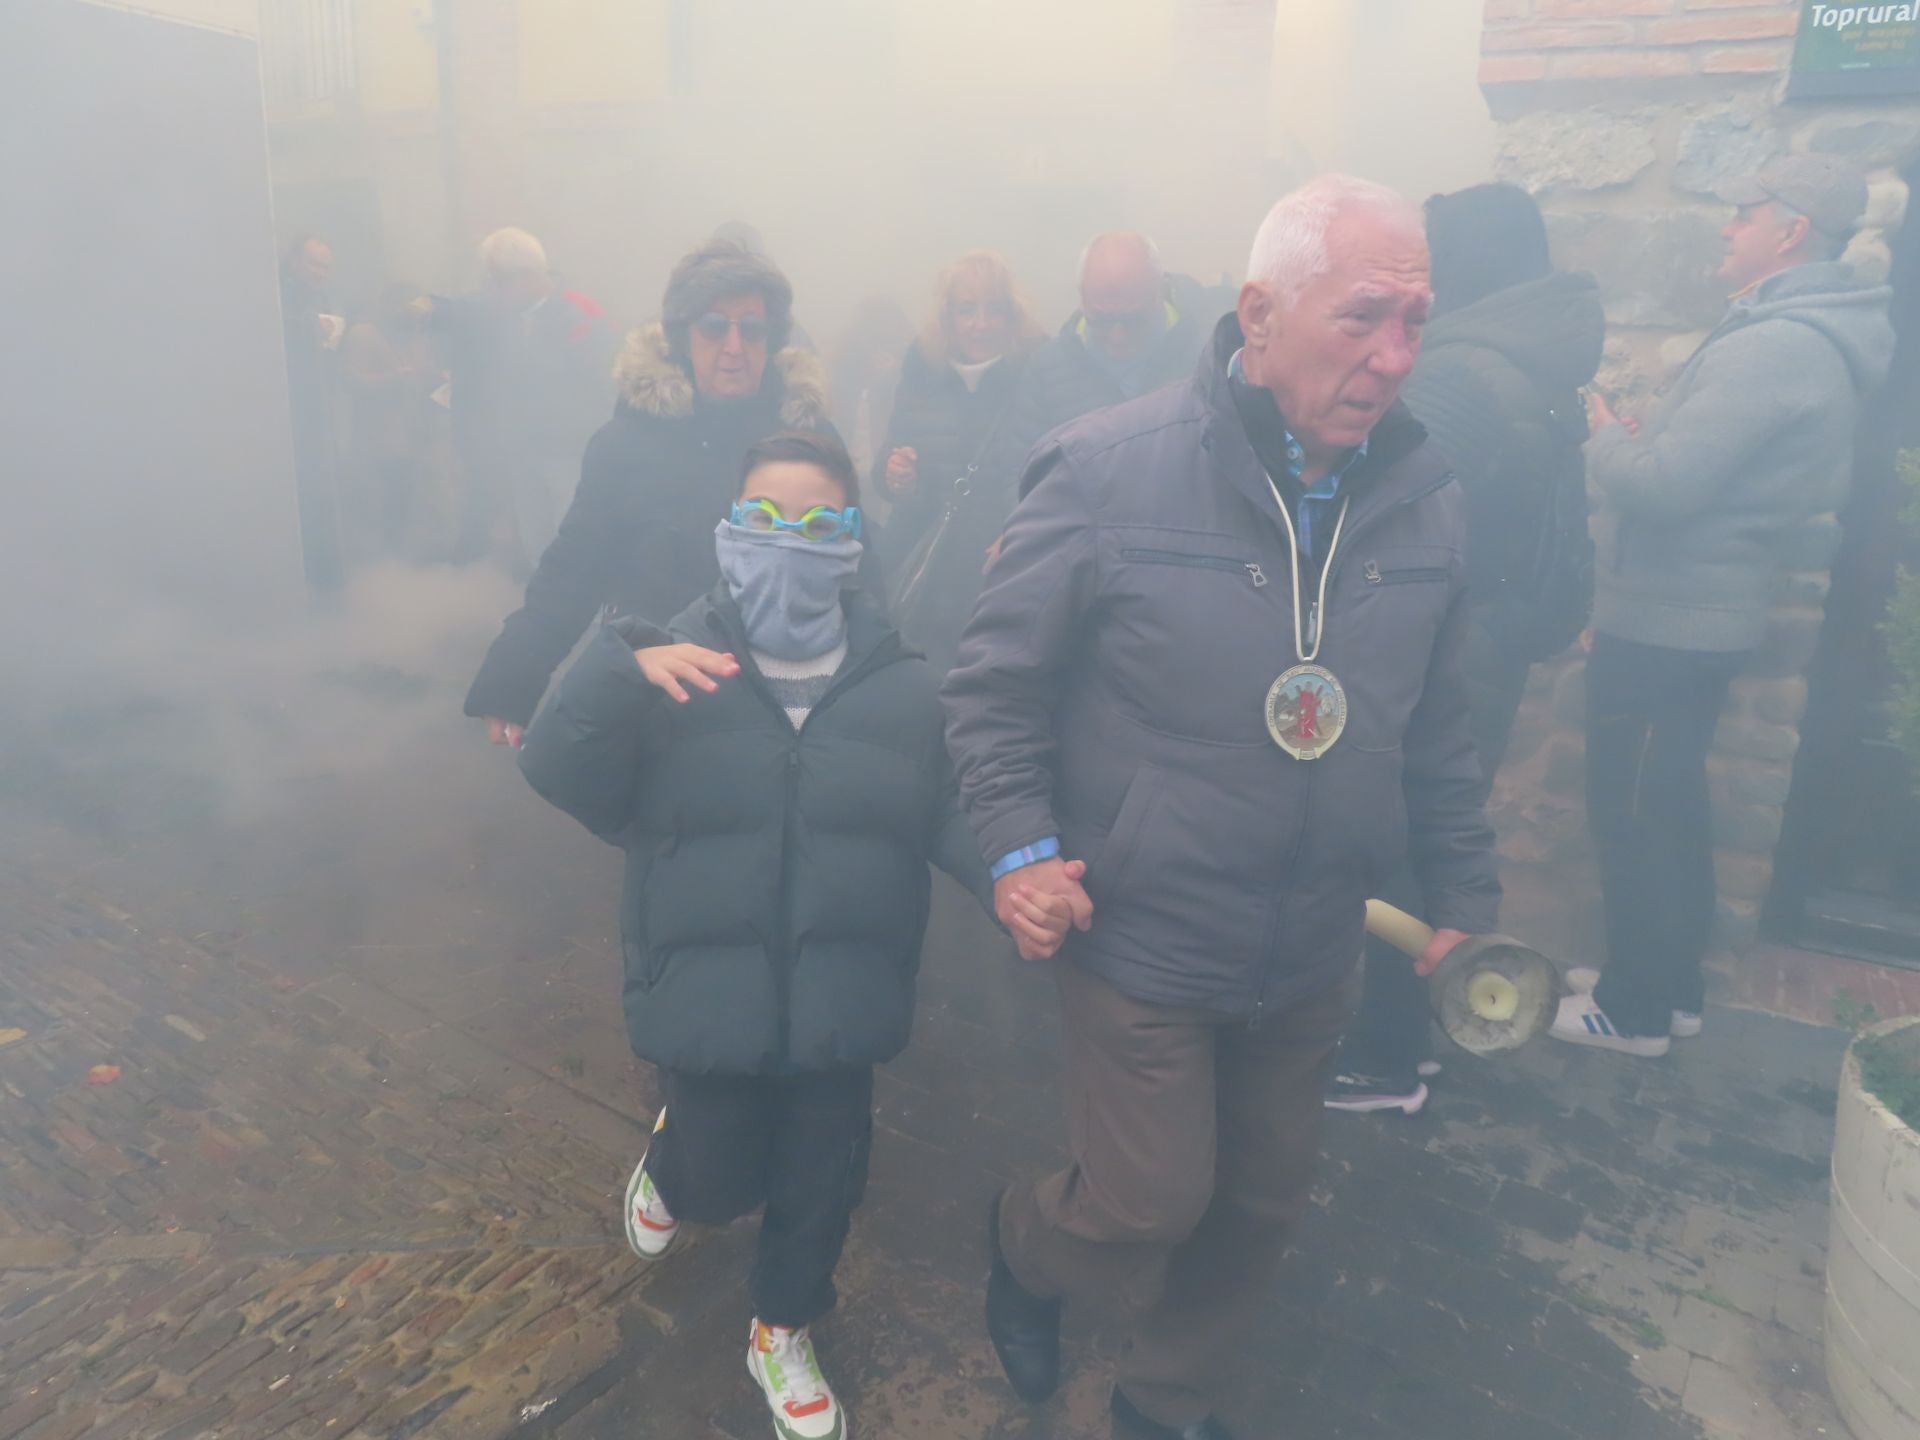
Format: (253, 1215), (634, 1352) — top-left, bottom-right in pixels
(1323, 1072), (1429, 1115)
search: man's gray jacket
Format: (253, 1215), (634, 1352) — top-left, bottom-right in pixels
(1589, 261), (1894, 653)
(941, 317), (1501, 1020)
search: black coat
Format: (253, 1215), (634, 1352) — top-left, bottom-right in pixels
(1398, 272), (1605, 659)
(875, 343), (1031, 550)
(465, 325), (854, 726)
(517, 588), (992, 1075)
(872, 343), (1032, 669)
(943, 315), (1500, 1019)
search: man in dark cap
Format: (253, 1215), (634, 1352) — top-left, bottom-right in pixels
(1559, 155), (1894, 1055)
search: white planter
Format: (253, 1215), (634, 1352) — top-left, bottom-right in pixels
(1828, 1015), (1920, 1440)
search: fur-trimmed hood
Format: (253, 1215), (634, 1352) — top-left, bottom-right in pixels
(612, 322), (830, 428)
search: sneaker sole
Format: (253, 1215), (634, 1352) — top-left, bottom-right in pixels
(1549, 1024), (1671, 1058)
(1670, 1014), (1703, 1039)
(1325, 1082), (1430, 1116)
(748, 1348), (847, 1440)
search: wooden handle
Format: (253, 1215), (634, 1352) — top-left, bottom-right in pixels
(1365, 898), (1437, 959)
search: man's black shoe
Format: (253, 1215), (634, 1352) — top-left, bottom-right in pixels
(1111, 1387), (1239, 1440)
(985, 1189), (1062, 1403)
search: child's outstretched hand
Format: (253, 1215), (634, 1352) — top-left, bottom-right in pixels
(1004, 881), (1079, 961)
(634, 644), (740, 703)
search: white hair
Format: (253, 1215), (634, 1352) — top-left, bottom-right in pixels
(1077, 231), (1164, 289)
(1246, 176), (1423, 302)
(478, 226), (549, 280)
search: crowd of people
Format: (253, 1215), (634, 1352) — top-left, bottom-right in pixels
(276, 225), (619, 594)
(280, 157), (1893, 1440)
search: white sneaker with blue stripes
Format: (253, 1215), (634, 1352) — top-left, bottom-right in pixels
(1549, 992), (1671, 1057)
(1565, 968), (1703, 1038)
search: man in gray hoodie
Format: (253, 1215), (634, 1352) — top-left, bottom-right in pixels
(1555, 155), (1894, 1057)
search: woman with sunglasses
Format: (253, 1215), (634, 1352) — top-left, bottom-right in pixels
(465, 238), (881, 751)
(517, 431), (1076, 1440)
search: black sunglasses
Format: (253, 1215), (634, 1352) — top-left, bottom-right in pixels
(694, 313), (770, 344)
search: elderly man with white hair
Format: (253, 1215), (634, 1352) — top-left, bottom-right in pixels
(941, 176), (1500, 1439)
(426, 226), (616, 569)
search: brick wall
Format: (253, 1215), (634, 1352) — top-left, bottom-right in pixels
(1481, 0), (1800, 90)
(1471, 0), (1920, 971)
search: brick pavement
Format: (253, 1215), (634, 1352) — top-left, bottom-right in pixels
(547, 888), (1855, 1440)
(0, 665), (1888, 1439)
(0, 840), (672, 1439)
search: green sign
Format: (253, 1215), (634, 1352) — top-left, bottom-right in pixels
(1789, 2), (1920, 97)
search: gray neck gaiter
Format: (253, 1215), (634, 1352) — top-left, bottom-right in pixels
(713, 521), (861, 662)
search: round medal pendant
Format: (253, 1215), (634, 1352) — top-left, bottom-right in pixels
(1265, 664), (1347, 760)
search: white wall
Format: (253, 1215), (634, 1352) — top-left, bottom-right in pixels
(1272, 0), (1496, 202)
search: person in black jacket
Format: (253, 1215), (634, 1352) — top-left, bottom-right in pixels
(950, 233), (1227, 608)
(1328, 183), (1604, 1116)
(465, 240), (849, 746)
(876, 250), (1045, 670)
(975, 233), (1222, 512)
(518, 432), (1072, 1440)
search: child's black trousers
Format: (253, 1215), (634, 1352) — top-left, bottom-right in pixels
(646, 1066), (874, 1328)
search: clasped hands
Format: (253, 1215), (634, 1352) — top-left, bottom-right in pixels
(629, 644), (1089, 961)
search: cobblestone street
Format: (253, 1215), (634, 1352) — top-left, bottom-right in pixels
(0, 679), (1903, 1439)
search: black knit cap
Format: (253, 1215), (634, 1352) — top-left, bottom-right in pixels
(1424, 182), (1553, 318)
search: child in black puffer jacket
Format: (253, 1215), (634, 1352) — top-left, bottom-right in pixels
(518, 430), (1074, 1440)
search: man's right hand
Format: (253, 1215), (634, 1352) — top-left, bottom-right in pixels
(994, 857), (1094, 962)
(483, 717), (525, 750)
(884, 447), (919, 496)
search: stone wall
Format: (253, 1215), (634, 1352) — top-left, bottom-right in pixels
(1475, 0), (1919, 969)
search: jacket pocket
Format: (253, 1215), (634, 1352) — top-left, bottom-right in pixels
(1121, 548), (1270, 587)
(1089, 761), (1165, 895)
(1364, 562), (1450, 587)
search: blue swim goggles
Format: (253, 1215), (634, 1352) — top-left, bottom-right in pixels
(729, 498), (863, 543)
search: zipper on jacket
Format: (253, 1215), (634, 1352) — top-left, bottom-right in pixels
(1323, 476), (1456, 596)
(1122, 548), (1267, 586)
(1366, 565), (1450, 586)
(719, 613), (910, 1068)
(774, 746), (801, 1065)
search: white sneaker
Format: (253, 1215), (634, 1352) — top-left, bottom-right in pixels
(1549, 993), (1671, 1057)
(1565, 969), (1701, 1037)
(623, 1109), (679, 1261)
(748, 1318), (846, 1440)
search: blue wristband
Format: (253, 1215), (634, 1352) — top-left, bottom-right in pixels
(990, 837), (1061, 881)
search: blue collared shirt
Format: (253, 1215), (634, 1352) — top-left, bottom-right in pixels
(1227, 347), (1367, 556)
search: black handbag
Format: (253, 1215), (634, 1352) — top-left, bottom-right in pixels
(887, 402), (1016, 624)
